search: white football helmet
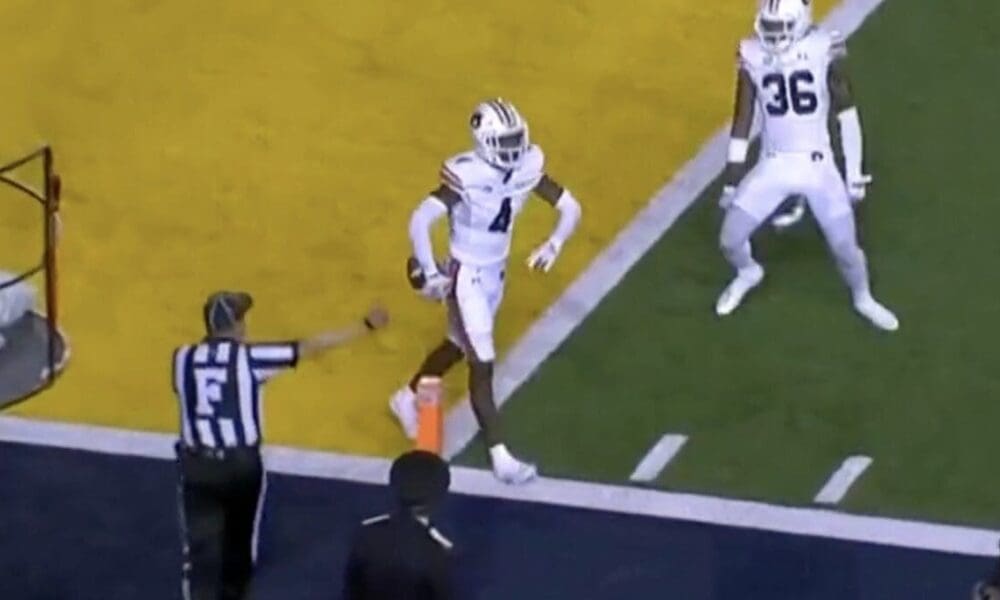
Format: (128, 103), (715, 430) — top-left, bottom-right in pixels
(470, 98), (530, 169)
(755, 0), (813, 53)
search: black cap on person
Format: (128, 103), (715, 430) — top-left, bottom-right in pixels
(203, 291), (253, 335)
(389, 450), (451, 508)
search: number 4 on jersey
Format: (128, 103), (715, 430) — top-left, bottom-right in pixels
(488, 197), (513, 233)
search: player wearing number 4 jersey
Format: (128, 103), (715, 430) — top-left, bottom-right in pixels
(717, 0), (899, 331)
(391, 98), (582, 485)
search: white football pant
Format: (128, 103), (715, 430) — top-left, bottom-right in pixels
(720, 150), (875, 303)
(733, 150), (851, 227)
(447, 261), (505, 363)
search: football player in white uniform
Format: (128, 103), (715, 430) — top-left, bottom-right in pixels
(717, 0), (899, 331)
(391, 98), (582, 485)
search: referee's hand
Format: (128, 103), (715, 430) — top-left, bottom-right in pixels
(363, 305), (390, 331)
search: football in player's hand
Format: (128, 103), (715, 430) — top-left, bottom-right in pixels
(406, 256), (426, 290)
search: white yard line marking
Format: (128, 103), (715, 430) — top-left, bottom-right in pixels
(629, 434), (688, 483)
(814, 455), (873, 505)
(1, 414), (996, 558)
(441, 0), (893, 460)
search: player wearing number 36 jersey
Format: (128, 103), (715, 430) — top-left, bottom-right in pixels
(391, 98), (582, 485)
(717, 0), (898, 331)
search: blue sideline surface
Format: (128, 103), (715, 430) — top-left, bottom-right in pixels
(0, 442), (989, 599)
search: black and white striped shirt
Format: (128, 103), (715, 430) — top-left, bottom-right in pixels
(172, 338), (298, 449)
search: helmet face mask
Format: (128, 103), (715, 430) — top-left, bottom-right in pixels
(757, 17), (795, 52)
(755, 0), (812, 54)
(470, 99), (530, 169)
(492, 130), (527, 167)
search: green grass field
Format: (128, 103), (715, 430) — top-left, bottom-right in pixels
(460, 0), (1000, 528)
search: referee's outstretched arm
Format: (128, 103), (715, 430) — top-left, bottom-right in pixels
(299, 305), (389, 359)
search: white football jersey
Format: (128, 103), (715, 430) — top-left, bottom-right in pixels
(740, 27), (847, 154)
(439, 145), (545, 266)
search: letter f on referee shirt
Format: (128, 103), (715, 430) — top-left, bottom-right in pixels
(173, 291), (389, 448)
(173, 339), (297, 449)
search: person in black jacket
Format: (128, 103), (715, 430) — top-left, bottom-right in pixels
(343, 450), (453, 600)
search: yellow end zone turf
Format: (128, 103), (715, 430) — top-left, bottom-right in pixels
(1, 1), (832, 455)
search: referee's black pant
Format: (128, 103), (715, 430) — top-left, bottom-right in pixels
(176, 444), (264, 600)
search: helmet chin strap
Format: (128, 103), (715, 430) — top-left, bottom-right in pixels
(768, 36), (794, 53)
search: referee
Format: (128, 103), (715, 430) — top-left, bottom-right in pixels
(172, 290), (388, 600)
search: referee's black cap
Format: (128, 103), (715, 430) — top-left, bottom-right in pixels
(203, 291), (253, 335)
(389, 450), (451, 507)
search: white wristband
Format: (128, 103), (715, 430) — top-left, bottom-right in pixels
(549, 190), (581, 249)
(727, 138), (749, 164)
(409, 196), (448, 275)
(837, 107), (864, 180)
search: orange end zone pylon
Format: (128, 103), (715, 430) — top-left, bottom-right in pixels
(415, 376), (443, 454)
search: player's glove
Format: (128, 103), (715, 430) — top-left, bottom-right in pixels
(421, 271), (452, 301)
(407, 256), (452, 302)
(846, 173), (873, 203)
(527, 240), (562, 273)
(719, 185), (737, 210)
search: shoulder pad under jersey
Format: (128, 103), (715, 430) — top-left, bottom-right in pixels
(738, 37), (766, 72)
(798, 27), (845, 61)
(827, 28), (848, 60)
(439, 151), (489, 194)
(519, 144), (545, 179)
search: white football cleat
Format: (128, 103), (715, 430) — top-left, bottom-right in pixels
(490, 444), (537, 485)
(493, 457), (537, 485)
(389, 387), (418, 440)
(853, 294), (900, 332)
(715, 265), (765, 316)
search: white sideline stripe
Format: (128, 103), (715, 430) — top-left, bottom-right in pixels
(441, 0), (892, 460)
(629, 434), (688, 482)
(814, 455), (873, 505)
(1, 414), (997, 558)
